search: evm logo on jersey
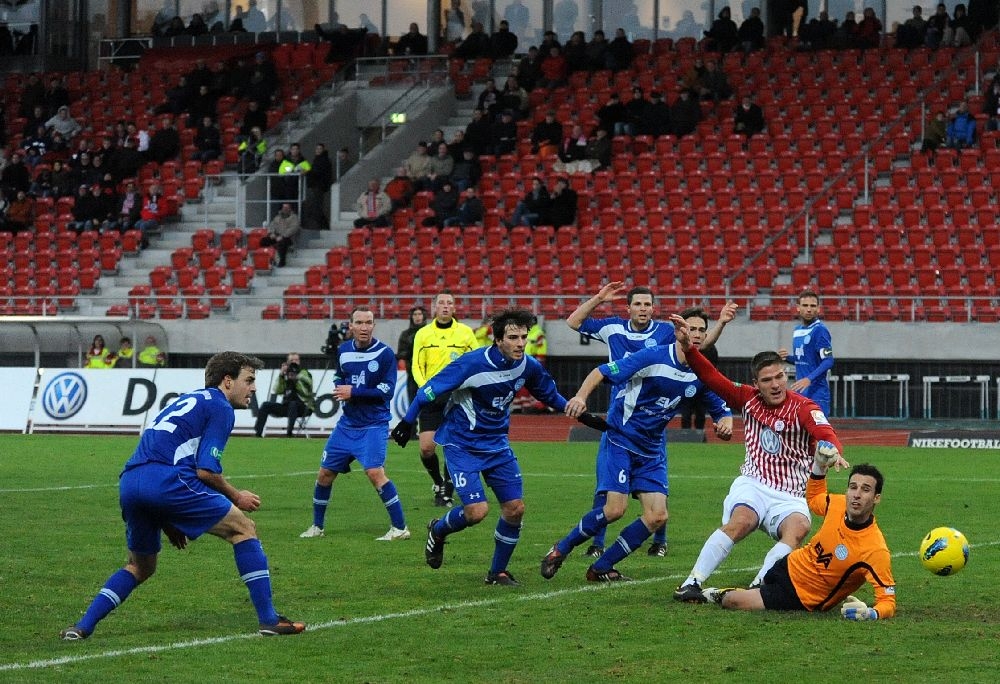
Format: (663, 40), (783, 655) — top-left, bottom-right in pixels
(759, 426), (781, 454)
(42, 372), (88, 419)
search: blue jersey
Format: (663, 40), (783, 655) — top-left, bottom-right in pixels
(578, 316), (676, 391)
(601, 344), (731, 458)
(405, 345), (568, 453)
(790, 319), (834, 393)
(122, 387), (234, 478)
(335, 337), (396, 428)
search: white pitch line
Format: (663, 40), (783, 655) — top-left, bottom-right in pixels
(4, 541), (997, 673)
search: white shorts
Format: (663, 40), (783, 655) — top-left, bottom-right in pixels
(721, 475), (809, 540)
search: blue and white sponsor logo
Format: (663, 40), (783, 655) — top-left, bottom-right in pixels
(759, 426), (781, 454)
(514, 378), (525, 391)
(368, 360), (379, 372)
(684, 385), (697, 398)
(42, 372), (88, 420)
(644, 338), (656, 348)
(835, 544), (849, 561)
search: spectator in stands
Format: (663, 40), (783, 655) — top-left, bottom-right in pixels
(262, 203), (300, 267)
(138, 335), (166, 367)
(187, 13), (209, 36)
(738, 7), (765, 52)
(303, 143), (332, 231)
(638, 91), (671, 136)
(19, 74), (45, 119)
(585, 29), (611, 71)
(671, 89), (702, 136)
(515, 46), (542, 91)
(282, 142), (311, 202)
(335, 147), (351, 179)
(395, 22), (428, 56)
(969, 0), (999, 37)
(353, 178), (392, 228)
(68, 184), (102, 233)
(135, 183), (168, 245)
(608, 28), (633, 71)
(85, 335), (112, 368)
(192, 116), (221, 162)
(945, 100), (976, 149)
(505, 176), (550, 227)
(553, 123), (589, 172)
(833, 11), (858, 49)
(240, 100), (268, 137)
(22, 124), (51, 159)
(385, 166), (415, 210)
(186, 84), (218, 128)
(545, 176), (577, 228)
(698, 59), (732, 103)
(563, 31), (588, 73)
(448, 130), (468, 161)
(985, 80), (1000, 131)
(896, 6), (928, 48)
(624, 87), (649, 136)
(775, 0), (808, 38)
(855, 7), (883, 49)
(45, 105), (82, 140)
(73, 152), (100, 187)
(490, 19), (518, 58)
(734, 95), (766, 137)
(464, 108), (493, 155)
(926, 3), (950, 48)
(1, 152), (30, 196)
(943, 3), (973, 46)
(445, 0), (466, 42)
(148, 117), (181, 164)
(450, 148), (481, 191)
(113, 337), (134, 367)
(43, 77), (70, 114)
(265, 148), (289, 214)
(422, 179), (459, 227)
(91, 183), (116, 231)
(921, 110), (948, 153)
(540, 45), (568, 88)
(23, 104), (48, 137)
(50, 160), (74, 198)
(539, 29), (561, 53)
(244, 0), (267, 33)
(237, 126), (266, 175)
(127, 122), (150, 154)
(582, 127), (612, 172)
(404, 141), (432, 186)
(110, 180), (142, 232)
(152, 0), (176, 36)
(597, 92), (628, 136)
(455, 20), (491, 59)
(476, 77), (501, 118)
(800, 11), (837, 50)
(3, 189), (33, 233)
(499, 75), (529, 119)
(531, 110), (563, 156)
(491, 109), (518, 155)
(443, 186), (485, 228)
(703, 7), (739, 53)
(156, 76), (190, 117)
(422, 142), (454, 191)
(29, 164), (54, 198)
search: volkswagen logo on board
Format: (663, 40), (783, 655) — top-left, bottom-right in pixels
(42, 372), (88, 419)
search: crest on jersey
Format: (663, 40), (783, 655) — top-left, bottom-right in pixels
(804, 334), (811, 344)
(684, 385), (697, 398)
(368, 360), (379, 372)
(514, 378), (525, 391)
(811, 410), (830, 425)
(774, 419), (785, 431)
(644, 338), (656, 348)
(835, 544), (849, 561)
(760, 427), (781, 454)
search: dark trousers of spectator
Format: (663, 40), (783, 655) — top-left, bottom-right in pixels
(302, 188), (329, 230)
(259, 234), (292, 266)
(254, 397), (308, 436)
(354, 215), (390, 228)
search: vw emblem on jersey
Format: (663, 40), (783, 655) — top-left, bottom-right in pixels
(644, 338), (656, 348)
(774, 419), (785, 432)
(684, 385), (697, 398)
(759, 427), (781, 454)
(835, 544), (849, 561)
(367, 360), (379, 372)
(41, 372), (88, 420)
(514, 378), (525, 391)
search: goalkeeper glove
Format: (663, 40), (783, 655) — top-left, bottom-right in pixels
(390, 420), (413, 448)
(840, 595), (878, 621)
(577, 412), (608, 432)
(815, 440), (840, 467)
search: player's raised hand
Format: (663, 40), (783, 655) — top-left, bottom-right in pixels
(669, 314), (691, 349)
(597, 281), (627, 302)
(718, 301), (739, 323)
(814, 440), (841, 468)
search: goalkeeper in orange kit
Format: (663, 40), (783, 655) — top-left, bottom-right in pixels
(704, 444), (896, 620)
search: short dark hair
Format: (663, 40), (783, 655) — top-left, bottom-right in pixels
(851, 463), (884, 494)
(626, 286), (654, 305)
(798, 289), (819, 303)
(491, 308), (536, 340)
(750, 350), (785, 379)
(205, 351), (263, 387)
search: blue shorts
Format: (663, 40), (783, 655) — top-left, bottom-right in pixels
(119, 464), (233, 556)
(595, 433), (668, 496)
(321, 424), (389, 473)
(442, 445), (523, 505)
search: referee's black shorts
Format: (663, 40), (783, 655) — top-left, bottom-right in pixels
(759, 556), (807, 611)
(418, 394), (450, 433)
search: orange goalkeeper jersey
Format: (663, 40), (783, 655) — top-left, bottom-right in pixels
(786, 475), (896, 618)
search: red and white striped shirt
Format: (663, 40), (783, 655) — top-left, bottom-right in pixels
(686, 346), (843, 496)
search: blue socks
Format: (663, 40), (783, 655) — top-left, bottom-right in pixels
(557, 506), (607, 556)
(311, 482), (332, 529)
(590, 491), (608, 547)
(234, 538), (279, 625)
(490, 517), (522, 574)
(76, 568), (139, 634)
(653, 523), (667, 545)
(433, 506), (468, 537)
(592, 518), (653, 572)
(377, 480), (406, 529)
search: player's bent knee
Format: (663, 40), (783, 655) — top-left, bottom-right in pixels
(500, 499), (525, 522)
(463, 502), (490, 524)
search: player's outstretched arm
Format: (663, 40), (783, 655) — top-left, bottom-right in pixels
(566, 280), (626, 330)
(564, 367), (605, 418)
(702, 301), (738, 351)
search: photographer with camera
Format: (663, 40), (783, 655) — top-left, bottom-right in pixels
(253, 352), (315, 437)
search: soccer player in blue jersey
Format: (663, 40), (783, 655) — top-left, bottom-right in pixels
(299, 307), (409, 541)
(543, 335), (734, 582)
(60, 352), (305, 640)
(391, 308), (599, 586)
(567, 282), (734, 558)
(778, 290), (835, 416)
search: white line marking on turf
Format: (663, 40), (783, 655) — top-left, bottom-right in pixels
(5, 541), (998, 673)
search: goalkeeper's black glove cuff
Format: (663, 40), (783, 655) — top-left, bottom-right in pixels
(577, 412), (609, 432)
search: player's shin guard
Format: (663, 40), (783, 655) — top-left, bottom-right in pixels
(377, 480), (406, 529)
(592, 518), (652, 572)
(234, 538), (279, 625)
(557, 506), (608, 555)
(77, 568), (139, 635)
(589, 491), (609, 547)
(435, 505), (468, 537)
(751, 541), (793, 587)
(688, 529), (735, 584)
(490, 517), (522, 574)
(312, 482), (332, 528)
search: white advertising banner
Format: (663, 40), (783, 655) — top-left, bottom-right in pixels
(0, 368), (38, 432)
(27, 367), (411, 434)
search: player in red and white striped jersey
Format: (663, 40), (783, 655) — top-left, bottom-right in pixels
(669, 314), (847, 603)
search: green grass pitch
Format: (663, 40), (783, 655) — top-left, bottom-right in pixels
(0, 433), (995, 682)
